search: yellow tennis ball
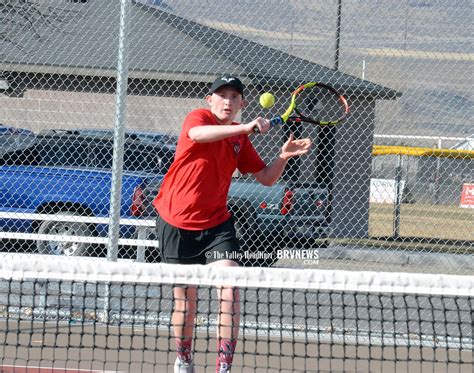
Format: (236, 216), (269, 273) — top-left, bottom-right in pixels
(259, 92), (275, 109)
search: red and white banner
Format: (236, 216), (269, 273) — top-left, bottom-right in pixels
(460, 183), (474, 209)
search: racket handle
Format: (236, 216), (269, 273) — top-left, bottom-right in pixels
(269, 117), (284, 127)
(252, 116), (284, 133)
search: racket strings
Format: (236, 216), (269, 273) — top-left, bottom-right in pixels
(294, 86), (347, 125)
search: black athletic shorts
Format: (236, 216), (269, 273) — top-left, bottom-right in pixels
(152, 214), (242, 265)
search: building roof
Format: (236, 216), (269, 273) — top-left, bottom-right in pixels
(0, 0), (399, 99)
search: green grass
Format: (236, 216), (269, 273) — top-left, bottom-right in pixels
(369, 203), (473, 241)
(332, 203), (474, 253)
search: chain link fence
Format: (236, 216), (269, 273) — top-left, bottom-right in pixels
(0, 0), (472, 274)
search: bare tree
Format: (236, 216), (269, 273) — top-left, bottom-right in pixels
(0, 0), (77, 50)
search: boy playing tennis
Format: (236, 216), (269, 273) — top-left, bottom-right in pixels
(153, 75), (312, 373)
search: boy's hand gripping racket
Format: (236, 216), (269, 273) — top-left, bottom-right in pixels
(254, 82), (349, 133)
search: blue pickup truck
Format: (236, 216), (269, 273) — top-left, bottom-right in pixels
(0, 165), (161, 256)
(0, 127), (170, 257)
(1, 127), (329, 265)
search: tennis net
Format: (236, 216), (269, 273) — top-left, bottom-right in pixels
(0, 254), (472, 373)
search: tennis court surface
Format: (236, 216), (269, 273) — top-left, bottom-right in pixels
(1, 254), (472, 372)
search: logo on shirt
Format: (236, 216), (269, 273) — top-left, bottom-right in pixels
(231, 141), (241, 155)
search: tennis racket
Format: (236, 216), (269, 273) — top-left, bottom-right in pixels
(254, 82), (349, 133)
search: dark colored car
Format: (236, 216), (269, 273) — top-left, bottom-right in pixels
(0, 124), (36, 156)
(28, 129), (176, 173)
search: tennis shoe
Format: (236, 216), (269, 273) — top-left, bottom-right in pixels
(174, 357), (195, 373)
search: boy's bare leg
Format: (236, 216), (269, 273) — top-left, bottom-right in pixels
(210, 259), (241, 372)
(173, 285), (197, 364)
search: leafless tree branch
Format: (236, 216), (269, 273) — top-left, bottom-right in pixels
(0, 1), (78, 50)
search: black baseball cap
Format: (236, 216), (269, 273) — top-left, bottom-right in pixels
(209, 75), (244, 96)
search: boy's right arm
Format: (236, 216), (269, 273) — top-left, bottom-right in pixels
(188, 118), (270, 143)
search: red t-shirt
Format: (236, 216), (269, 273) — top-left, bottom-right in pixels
(153, 108), (266, 230)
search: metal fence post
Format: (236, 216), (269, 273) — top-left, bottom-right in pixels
(393, 155), (403, 239)
(107, 0), (131, 262)
(334, 0), (342, 71)
(434, 137), (442, 205)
